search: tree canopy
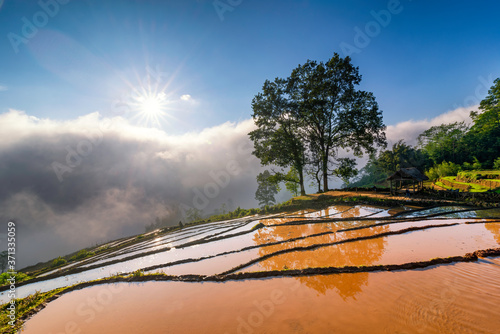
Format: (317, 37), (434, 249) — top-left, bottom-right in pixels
(255, 170), (279, 208)
(465, 78), (500, 165)
(351, 77), (500, 187)
(417, 122), (469, 165)
(249, 79), (308, 195)
(249, 53), (386, 193)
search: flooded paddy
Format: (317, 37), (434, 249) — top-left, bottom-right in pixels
(240, 222), (500, 272)
(5, 204), (500, 333)
(21, 258), (500, 334)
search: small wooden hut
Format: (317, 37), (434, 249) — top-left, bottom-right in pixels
(387, 167), (429, 195)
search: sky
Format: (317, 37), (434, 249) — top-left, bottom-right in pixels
(1, 0), (499, 267)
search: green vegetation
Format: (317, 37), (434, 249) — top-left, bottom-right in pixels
(352, 78), (500, 189)
(332, 158), (359, 187)
(425, 161), (461, 181)
(249, 53), (386, 194)
(50, 256), (67, 268)
(494, 157), (500, 170)
(255, 170), (279, 208)
(351, 140), (429, 188)
(0, 272), (32, 286)
(436, 174), (500, 193)
(69, 249), (94, 262)
(457, 170), (500, 182)
(442, 176), (483, 192)
(130, 269), (144, 277)
(0, 288), (65, 334)
(0, 268), (163, 333)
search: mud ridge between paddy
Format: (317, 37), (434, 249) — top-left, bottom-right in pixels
(132, 219), (500, 274)
(15, 247), (500, 329)
(0, 221), (262, 292)
(142, 220), (500, 272)
(106, 220), (251, 257)
(7, 217), (498, 293)
(265, 206), (498, 226)
(220, 223), (460, 274)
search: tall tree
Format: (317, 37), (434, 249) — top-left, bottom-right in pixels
(249, 79), (307, 195)
(288, 53), (386, 191)
(378, 140), (429, 173)
(306, 158), (323, 193)
(255, 170), (279, 208)
(417, 122), (469, 165)
(0, 251), (7, 273)
(465, 78), (500, 166)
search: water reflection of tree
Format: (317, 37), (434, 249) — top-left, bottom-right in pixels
(298, 273), (369, 300)
(473, 209), (500, 243)
(254, 208), (388, 299)
(484, 223), (500, 244)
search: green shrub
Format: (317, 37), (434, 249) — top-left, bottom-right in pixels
(0, 272), (32, 286)
(70, 249), (94, 262)
(427, 161), (460, 181)
(472, 157), (482, 170)
(425, 167), (439, 181)
(493, 157), (500, 170)
(462, 162), (473, 171)
(130, 269), (144, 277)
(51, 257), (67, 268)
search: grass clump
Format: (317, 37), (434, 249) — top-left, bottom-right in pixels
(130, 269), (144, 277)
(0, 288), (64, 334)
(0, 272), (32, 287)
(69, 249), (94, 262)
(50, 257), (67, 268)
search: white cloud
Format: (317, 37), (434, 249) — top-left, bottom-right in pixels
(385, 105), (477, 146)
(0, 85), (7, 91)
(0, 109), (261, 267)
(180, 94), (193, 102)
(0, 104), (481, 267)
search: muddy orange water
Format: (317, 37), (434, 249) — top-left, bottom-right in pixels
(241, 222), (500, 272)
(21, 258), (500, 334)
(16, 206), (500, 333)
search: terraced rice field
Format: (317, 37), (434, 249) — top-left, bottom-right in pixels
(4, 205), (500, 333)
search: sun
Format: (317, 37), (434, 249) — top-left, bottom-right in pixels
(131, 91), (168, 128)
(138, 93), (166, 116)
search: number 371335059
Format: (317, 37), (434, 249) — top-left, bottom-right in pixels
(7, 221), (16, 256)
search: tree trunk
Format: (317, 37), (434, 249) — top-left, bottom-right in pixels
(322, 157), (329, 192)
(298, 165), (306, 196)
(316, 175), (321, 193)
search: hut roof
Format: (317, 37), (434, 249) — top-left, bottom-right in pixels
(387, 167), (429, 182)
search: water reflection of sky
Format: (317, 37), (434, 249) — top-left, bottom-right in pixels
(4, 206), (499, 305)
